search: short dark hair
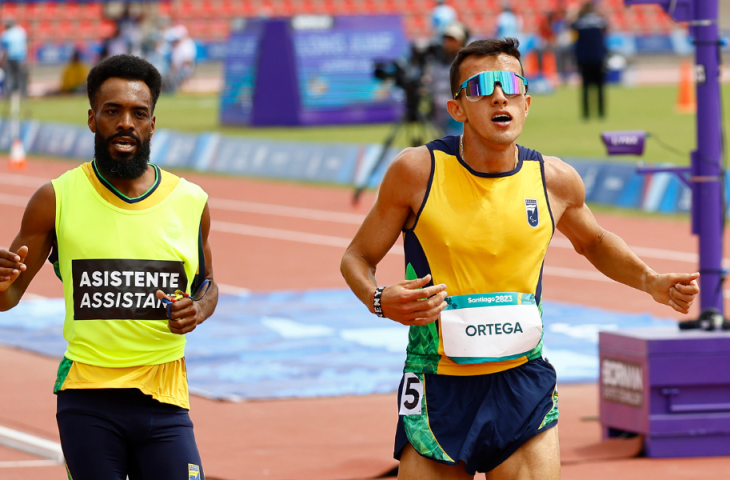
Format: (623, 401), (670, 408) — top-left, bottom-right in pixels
(87, 55), (162, 112)
(450, 38), (524, 99)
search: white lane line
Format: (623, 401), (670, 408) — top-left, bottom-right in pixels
(212, 220), (354, 248)
(0, 191), (712, 266)
(0, 425), (64, 463)
(0, 173), (48, 188)
(211, 220), (406, 256)
(217, 283), (251, 296)
(0, 175), (368, 224)
(0, 459), (61, 468)
(0, 193), (31, 207)
(209, 198), (366, 224)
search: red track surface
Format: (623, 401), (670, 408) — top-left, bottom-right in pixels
(1, 157), (729, 479)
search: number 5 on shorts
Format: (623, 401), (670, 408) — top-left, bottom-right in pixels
(399, 372), (423, 415)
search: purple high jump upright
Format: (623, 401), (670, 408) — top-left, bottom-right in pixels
(690, 0), (725, 325)
(607, 0), (726, 328)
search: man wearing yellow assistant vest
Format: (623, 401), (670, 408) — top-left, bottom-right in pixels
(341, 38), (700, 480)
(0, 54), (218, 480)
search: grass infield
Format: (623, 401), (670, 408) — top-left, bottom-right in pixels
(8, 83), (720, 165)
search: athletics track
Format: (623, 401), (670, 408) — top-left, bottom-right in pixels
(1, 157), (730, 479)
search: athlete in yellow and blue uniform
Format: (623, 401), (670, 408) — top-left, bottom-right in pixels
(0, 55), (218, 480)
(341, 38), (699, 479)
(394, 136), (559, 472)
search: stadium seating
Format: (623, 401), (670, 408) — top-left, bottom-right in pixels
(0, 0), (675, 51)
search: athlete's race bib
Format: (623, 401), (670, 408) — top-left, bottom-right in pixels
(440, 292), (543, 364)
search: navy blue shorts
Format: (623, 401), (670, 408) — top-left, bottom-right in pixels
(57, 388), (204, 480)
(394, 358), (558, 474)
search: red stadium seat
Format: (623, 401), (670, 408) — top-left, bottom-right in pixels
(78, 20), (97, 41)
(209, 18), (230, 39)
(81, 2), (105, 21)
(609, 10), (627, 32)
(1, 2), (19, 21)
(57, 20), (78, 42)
(348, 0), (370, 14)
(225, 0), (257, 17)
(62, 3), (82, 21)
(37, 3), (61, 22)
(174, 1), (195, 20)
(158, 2), (173, 18)
(32, 20), (55, 43)
(183, 18), (208, 39)
(98, 19), (117, 39)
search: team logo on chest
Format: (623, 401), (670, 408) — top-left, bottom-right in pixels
(525, 198), (539, 228)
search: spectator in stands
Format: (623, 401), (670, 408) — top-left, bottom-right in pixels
(495, 3), (522, 40)
(164, 25), (197, 93)
(425, 22), (469, 135)
(430, 0), (458, 42)
(59, 50), (90, 95)
(572, 2), (608, 119)
(0, 18), (28, 98)
(143, 15), (172, 73)
(114, 4), (144, 57)
(100, 26), (130, 60)
(552, 8), (574, 84)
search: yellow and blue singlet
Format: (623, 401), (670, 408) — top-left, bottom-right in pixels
(403, 136), (554, 376)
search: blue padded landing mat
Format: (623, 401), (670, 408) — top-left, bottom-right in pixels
(0, 290), (672, 400)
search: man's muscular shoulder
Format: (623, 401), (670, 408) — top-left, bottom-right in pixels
(380, 145), (432, 209)
(22, 183), (56, 235)
(542, 155), (586, 217)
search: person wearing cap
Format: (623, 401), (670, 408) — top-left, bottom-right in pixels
(431, 0), (458, 42)
(164, 25), (197, 93)
(425, 22), (469, 135)
(0, 18), (28, 98)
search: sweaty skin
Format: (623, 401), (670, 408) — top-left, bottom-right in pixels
(0, 77), (218, 334)
(340, 54), (699, 480)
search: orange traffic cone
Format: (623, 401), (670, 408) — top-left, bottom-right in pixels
(543, 50), (558, 82)
(676, 60), (696, 114)
(524, 51), (539, 77)
(8, 138), (26, 171)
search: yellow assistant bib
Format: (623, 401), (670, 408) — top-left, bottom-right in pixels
(51, 162), (208, 368)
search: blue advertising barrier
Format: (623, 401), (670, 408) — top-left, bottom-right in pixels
(0, 291), (674, 400)
(0, 118), (711, 215)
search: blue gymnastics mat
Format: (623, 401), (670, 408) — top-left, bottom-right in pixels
(0, 290), (672, 400)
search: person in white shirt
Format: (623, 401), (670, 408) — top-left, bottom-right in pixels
(165, 25), (196, 93)
(0, 19), (28, 97)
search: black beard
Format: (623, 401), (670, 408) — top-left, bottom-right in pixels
(94, 131), (151, 180)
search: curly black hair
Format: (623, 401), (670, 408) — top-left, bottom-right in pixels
(450, 38), (524, 99)
(87, 54), (162, 112)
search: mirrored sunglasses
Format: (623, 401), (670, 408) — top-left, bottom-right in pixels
(455, 71), (528, 101)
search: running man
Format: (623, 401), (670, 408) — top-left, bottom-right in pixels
(0, 55), (217, 480)
(340, 38), (699, 479)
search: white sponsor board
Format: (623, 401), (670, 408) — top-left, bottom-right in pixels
(601, 358), (644, 407)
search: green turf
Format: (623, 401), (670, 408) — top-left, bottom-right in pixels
(13, 83), (714, 164)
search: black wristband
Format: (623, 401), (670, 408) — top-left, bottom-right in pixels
(373, 286), (386, 317)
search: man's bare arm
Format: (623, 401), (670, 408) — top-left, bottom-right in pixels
(341, 146), (448, 325)
(545, 157), (699, 314)
(0, 183), (57, 310)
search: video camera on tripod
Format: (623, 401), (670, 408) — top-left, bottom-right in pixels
(352, 44), (443, 203)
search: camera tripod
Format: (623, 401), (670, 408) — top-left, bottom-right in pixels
(352, 102), (442, 204)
